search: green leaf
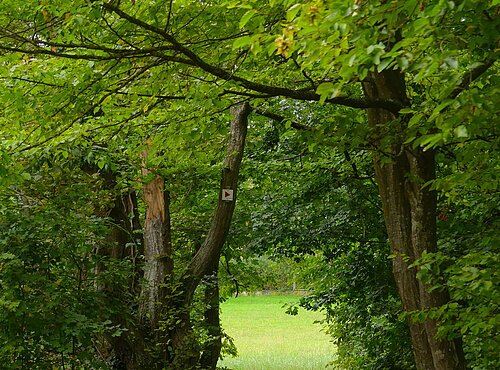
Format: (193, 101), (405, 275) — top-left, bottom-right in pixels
(367, 43), (384, 55)
(286, 4), (301, 21)
(316, 82), (334, 103)
(399, 107), (414, 114)
(429, 100), (454, 121)
(377, 58), (392, 72)
(454, 125), (468, 138)
(444, 57), (458, 69)
(233, 36), (253, 49)
(408, 113), (423, 127)
(21, 172), (31, 180)
(239, 10), (257, 29)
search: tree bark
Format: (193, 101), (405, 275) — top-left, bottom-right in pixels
(363, 70), (466, 370)
(169, 102), (251, 369)
(139, 159), (174, 330)
(199, 270), (222, 370)
(135, 150), (176, 369)
(183, 102), (250, 298)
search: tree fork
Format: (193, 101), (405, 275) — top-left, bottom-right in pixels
(169, 102), (251, 368)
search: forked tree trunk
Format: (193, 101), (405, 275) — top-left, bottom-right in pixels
(136, 103), (250, 369)
(169, 102), (251, 369)
(90, 102), (249, 369)
(363, 70), (465, 370)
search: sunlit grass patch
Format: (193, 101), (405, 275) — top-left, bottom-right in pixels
(218, 295), (335, 370)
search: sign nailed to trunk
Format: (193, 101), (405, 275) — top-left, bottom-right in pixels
(221, 189), (233, 201)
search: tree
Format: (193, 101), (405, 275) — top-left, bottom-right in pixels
(226, 133), (416, 368)
(0, 103), (250, 369)
(0, 156), (128, 369)
(0, 0), (498, 368)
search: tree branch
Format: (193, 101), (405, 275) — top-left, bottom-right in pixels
(253, 109), (311, 131)
(221, 89), (273, 99)
(0, 44), (192, 64)
(292, 56), (317, 90)
(1, 76), (61, 87)
(112, 91), (186, 100)
(103, 3), (403, 113)
(165, 0), (174, 33)
(36, 40), (175, 54)
(449, 58), (496, 99)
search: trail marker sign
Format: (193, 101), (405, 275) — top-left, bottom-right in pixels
(222, 189), (234, 201)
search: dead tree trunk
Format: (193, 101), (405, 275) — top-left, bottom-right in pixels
(363, 70), (466, 370)
(138, 150), (175, 368)
(139, 168), (173, 329)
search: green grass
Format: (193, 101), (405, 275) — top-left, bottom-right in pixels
(217, 295), (335, 370)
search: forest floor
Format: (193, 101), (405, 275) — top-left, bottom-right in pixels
(217, 295), (335, 370)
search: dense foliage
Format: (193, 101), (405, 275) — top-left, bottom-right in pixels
(0, 0), (498, 369)
(0, 160), (126, 368)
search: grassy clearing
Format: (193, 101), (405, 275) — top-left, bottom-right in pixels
(217, 295), (335, 370)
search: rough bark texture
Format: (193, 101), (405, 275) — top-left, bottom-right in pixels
(185, 102), (250, 291)
(169, 102), (251, 369)
(140, 161), (174, 329)
(363, 70), (466, 370)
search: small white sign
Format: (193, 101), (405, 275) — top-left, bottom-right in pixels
(222, 189), (234, 201)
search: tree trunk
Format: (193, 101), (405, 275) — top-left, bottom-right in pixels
(84, 164), (146, 370)
(136, 150), (175, 369)
(169, 102), (251, 369)
(106, 190), (147, 370)
(363, 70), (466, 370)
(139, 159), (174, 330)
(199, 270), (222, 369)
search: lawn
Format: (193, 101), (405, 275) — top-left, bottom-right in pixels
(217, 295), (335, 370)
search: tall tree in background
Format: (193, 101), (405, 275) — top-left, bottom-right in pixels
(0, 0), (498, 369)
